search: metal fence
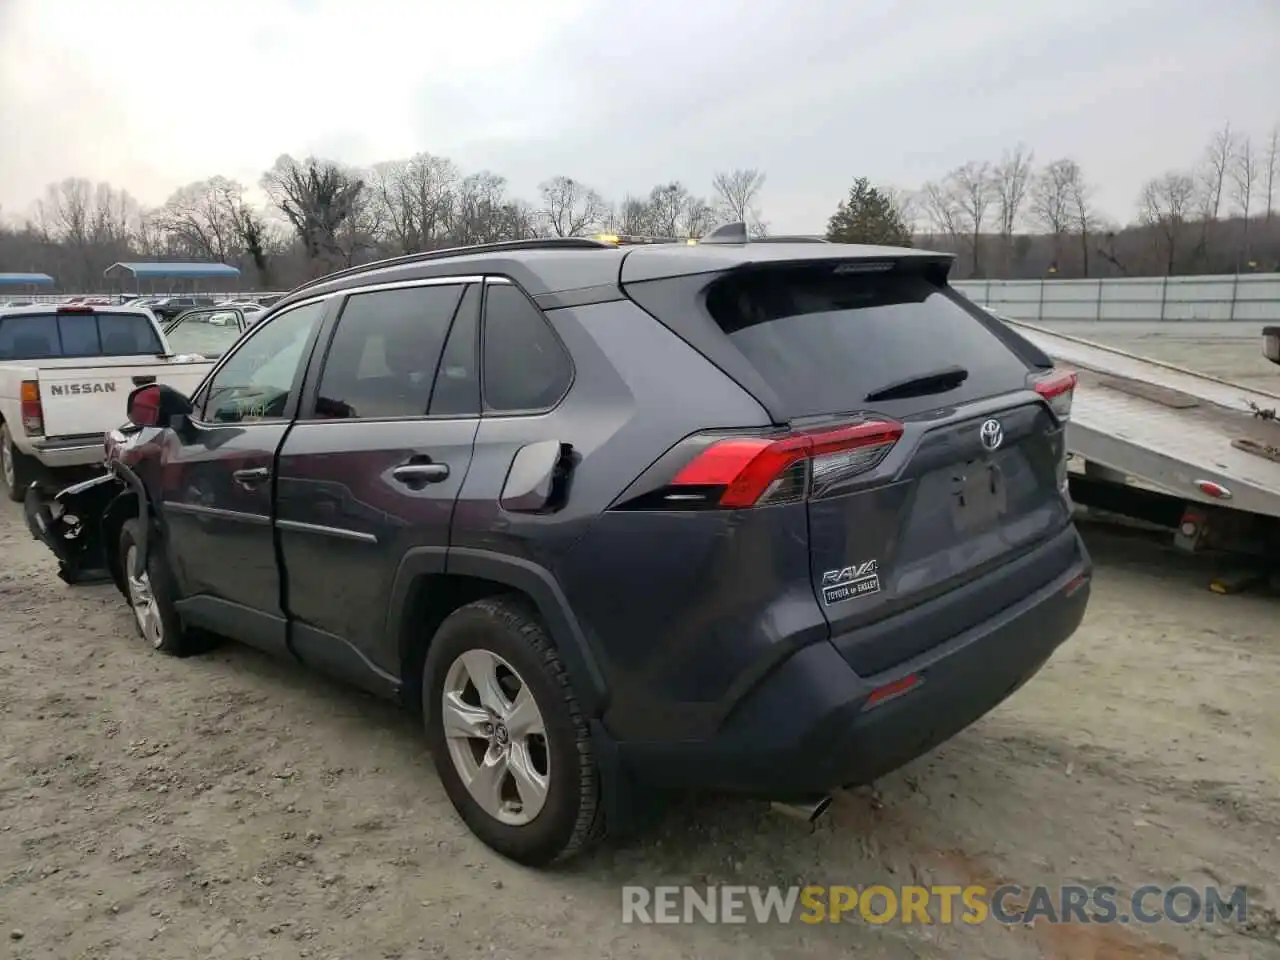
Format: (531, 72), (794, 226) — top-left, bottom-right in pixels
(952, 273), (1280, 323)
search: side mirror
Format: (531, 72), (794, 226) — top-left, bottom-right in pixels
(127, 383), (193, 427)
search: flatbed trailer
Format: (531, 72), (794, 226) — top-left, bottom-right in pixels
(1001, 318), (1280, 573)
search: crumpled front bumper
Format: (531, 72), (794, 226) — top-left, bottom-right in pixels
(24, 473), (125, 584)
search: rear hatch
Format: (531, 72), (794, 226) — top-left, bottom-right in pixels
(0, 308), (213, 437)
(630, 257), (1078, 676)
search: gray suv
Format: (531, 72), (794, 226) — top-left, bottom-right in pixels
(26, 225), (1092, 866)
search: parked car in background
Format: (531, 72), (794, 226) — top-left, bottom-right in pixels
(22, 227), (1091, 866)
(0, 304), (216, 500)
(151, 297), (216, 323)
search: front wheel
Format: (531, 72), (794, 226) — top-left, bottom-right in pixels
(423, 597), (605, 866)
(117, 518), (211, 656)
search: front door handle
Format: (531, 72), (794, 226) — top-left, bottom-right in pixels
(392, 463), (449, 486)
(233, 466), (271, 488)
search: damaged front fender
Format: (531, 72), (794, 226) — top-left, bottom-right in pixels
(24, 473), (131, 585)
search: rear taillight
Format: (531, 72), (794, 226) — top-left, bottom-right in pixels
(1033, 369), (1076, 421)
(665, 419), (904, 509)
(20, 380), (44, 437)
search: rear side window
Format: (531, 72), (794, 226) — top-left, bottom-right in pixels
(704, 269), (1031, 418)
(482, 284), (572, 413)
(313, 284), (465, 420)
(0, 311), (162, 360)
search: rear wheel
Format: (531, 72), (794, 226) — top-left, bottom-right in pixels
(423, 597), (605, 866)
(118, 518), (211, 656)
(1, 423), (36, 503)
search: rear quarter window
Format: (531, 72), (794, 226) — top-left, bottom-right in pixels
(704, 268), (1033, 418)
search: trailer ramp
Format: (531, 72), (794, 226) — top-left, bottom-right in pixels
(1005, 320), (1280, 521)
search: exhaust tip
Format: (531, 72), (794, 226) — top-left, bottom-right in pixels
(770, 796), (833, 824)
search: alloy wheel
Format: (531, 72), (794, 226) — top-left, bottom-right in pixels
(124, 545), (164, 648)
(441, 649), (550, 826)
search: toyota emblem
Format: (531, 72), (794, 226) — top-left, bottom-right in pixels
(979, 418), (1004, 452)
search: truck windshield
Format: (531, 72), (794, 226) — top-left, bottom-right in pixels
(0, 312), (164, 360)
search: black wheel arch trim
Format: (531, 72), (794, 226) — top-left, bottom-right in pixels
(385, 545), (608, 717)
(109, 460), (151, 572)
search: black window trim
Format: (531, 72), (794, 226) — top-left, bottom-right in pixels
(189, 295), (335, 428)
(296, 275), (486, 425)
(479, 276), (576, 419)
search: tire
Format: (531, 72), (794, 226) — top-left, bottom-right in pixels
(117, 517), (210, 657)
(423, 597), (605, 866)
(1, 422), (36, 503)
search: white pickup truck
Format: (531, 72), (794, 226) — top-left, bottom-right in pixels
(0, 304), (218, 500)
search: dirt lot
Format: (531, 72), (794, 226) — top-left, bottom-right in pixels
(1, 501), (1278, 959)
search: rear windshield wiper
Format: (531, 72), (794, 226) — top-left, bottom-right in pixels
(863, 364), (969, 402)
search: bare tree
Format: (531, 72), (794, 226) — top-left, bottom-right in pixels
(1229, 135), (1260, 263)
(951, 161), (995, 276)
(38, 178), (93, 248)
(1139, 171), (1196, 274)
(537, 176), (606, 237)
(993, 145), (1034, 272)
(919, 180), (963, 244)
(1064, 162), (1097, 277)
(616, 195), (652, 235)
(1029, 159), (1073, 269)
(711, 168), (766, 229)
(450, 172), (517, 245)
(89, 183), (140, 249)
(1199, 123), (1236, 222)
(261, 155), (366, 275)
(881, 186), (919, 235)
(681, 194), (718, 238)
(646, 182), (689, 237)
(156, 177), (245, 263)
(1264, 125), (1279, 223)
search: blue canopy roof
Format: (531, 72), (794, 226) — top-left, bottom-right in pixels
(105, 261), (241, 280)
(0, 272), (55, 286)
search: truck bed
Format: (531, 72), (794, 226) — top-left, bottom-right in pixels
(1007, 320), (1280, 519)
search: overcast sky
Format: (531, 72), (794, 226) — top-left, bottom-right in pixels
(1, 0), (1276, 232)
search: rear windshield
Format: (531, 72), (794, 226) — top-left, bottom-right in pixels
(704, 269), (1032, 417)
(0, 312), (164, 360)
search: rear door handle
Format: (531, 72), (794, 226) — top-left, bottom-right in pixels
(132, 375), (157, 386)
(392, 463), (449, 485)
(233, 467), (271, 488)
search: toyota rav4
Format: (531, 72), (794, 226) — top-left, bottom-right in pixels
(25, 224), (1091, 866)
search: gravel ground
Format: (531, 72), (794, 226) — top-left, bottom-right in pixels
(0, 497), (1278, 960)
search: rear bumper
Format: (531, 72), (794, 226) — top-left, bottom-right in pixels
(616, 529), (1092, 797)
(29, 434), (105, 469)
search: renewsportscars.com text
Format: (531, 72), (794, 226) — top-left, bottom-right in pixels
(621, 884), (1249, 926)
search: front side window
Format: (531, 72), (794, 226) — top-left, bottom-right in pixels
(200, 301), (325, 423)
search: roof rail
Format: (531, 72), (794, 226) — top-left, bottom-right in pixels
(284, 236), (616, 298)
(758, 235), (831, 243)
